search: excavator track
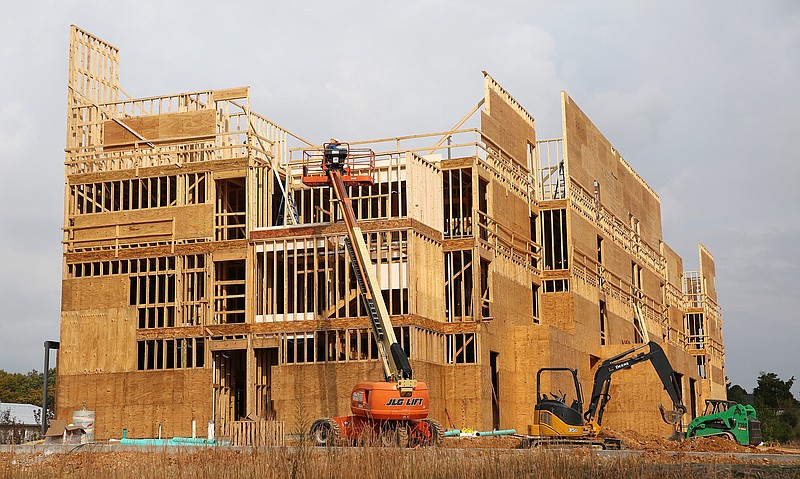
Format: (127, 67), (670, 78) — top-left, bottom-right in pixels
(518, 435), (623, 450)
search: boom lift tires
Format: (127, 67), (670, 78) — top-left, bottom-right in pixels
(310, 418), (342, 446)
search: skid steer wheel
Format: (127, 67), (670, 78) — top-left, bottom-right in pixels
(310, 418), (340, 446)
(420, 419), (444, 447)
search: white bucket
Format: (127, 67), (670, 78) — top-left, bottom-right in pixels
(72, 409), (95, 443)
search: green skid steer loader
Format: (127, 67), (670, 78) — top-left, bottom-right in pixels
(685, 399), (762, 446)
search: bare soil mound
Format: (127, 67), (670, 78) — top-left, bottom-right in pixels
(602, 429), (756, 453)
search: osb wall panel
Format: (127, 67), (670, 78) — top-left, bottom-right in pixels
(571, 292), (602, 351)
(70, 204), (214, 244)
(661, 242), (684, 291)
(606, 310), (636, 345)
(103, 109), (216, 147)
(272, 361), (385, 428)
(511, 326), (552, 429)
(411, 361), (446, 422)
(569, 209), (601, 258)
(59, 307), (136, 374)
(487, 255), (536, 328)
(480, 255), (539, 429)
(509, 325), (584, 431)
(666, 305), (685, 344)
(407, 153), (443, 231)
(62, 276), (128, 311)
(490, 176), (532, 242)
(562, 92), (662, 247)
(698, 245), (723, 379)
(708, 372), (726, 399)
(442, 364), (486, 430)
(698, 244), (717, 303)
(480, 75), (536, 170)
(409, 232), (444, 321)
(56, 369), (211, 439)
(541, 292), (575, 334)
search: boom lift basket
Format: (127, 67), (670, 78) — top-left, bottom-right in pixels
(301, 142), (376, 187)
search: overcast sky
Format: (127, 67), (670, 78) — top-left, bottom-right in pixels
(0, 1), (797, 395)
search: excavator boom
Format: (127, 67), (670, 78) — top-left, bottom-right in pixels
(586, 341), (686, 428)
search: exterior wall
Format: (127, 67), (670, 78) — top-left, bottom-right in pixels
(57, 28), (726, 441)
(551, 91), (725, 434)
(58, 369), (210, 440)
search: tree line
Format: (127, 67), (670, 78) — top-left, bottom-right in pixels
(728, 372), (799, 443)
(0, 369), (56, 411)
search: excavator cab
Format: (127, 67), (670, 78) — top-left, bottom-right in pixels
(530, 368), (593, 437)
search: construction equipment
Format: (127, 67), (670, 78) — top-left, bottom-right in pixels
(685, 399), (762, 446)
(523, 341), (686, 449)
(305, 141), (444, 447)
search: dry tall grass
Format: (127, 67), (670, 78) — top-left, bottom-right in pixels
(3, 446), (800, 479)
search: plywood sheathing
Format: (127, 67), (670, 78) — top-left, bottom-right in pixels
(57, 25), (726, 438)
(561, 92), (662, 250)
(57, 369), (210, 440)
(103, 110), (216, 149)
(480, 72), (536, 170)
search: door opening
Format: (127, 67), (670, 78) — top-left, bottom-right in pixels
(490, 351), (500, 430)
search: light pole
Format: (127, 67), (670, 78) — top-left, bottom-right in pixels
(41, 341), (59, 437)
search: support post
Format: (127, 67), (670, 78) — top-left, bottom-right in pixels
(41, 340), (60, 437)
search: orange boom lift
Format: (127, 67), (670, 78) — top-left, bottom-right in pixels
(303, 141), (444, 447)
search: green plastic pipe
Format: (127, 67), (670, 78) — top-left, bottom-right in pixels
(120, 437), (226, 446)
(475, 429), (516, 436)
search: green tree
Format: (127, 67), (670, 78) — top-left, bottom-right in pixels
(726, 377), (750, 405)
(753, 372), (800, 443)
(0, 369), (56, 410)
(753, 372), (796, 409)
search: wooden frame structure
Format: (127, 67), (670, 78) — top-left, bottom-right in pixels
(57, 26), (726, 440)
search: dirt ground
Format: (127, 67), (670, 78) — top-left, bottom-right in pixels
(444, 429), (800, 456)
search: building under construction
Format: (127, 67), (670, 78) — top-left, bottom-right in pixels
(57, 26), (726, 440)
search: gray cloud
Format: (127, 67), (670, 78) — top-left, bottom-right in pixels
(0, 1), (797, 397)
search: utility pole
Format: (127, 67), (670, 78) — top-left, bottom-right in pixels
(41, 341), (59, 437)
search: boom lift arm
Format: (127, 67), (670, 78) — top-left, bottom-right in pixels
(320, 142), (416, 395)
(306, 141), (440, 447)
(585, 341), (686, 428)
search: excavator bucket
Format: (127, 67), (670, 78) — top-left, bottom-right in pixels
(658, 403), (685, 441)
(658, 403), (684, 425)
